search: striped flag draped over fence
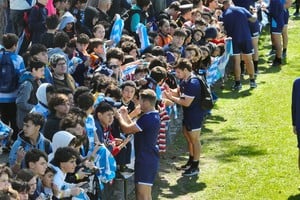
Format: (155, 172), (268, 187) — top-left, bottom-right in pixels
(206, 38), (233, 86)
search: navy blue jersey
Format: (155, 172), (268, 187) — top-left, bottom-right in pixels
(292, 78), (300, 133)
(269, 0), (285, 29)
(135, 111), (160, 161)
(221, 6), (253, 43)
(232, 0), (255, 10)
(179, 76), (202, 114)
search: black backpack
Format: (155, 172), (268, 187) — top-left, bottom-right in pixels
(123, 9), (142, 35)
(0, 49), (18, 93)
(192, 75), (214, 110)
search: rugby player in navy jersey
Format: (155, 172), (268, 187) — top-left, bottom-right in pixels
(115, 89), (160, 200)
(220, 0), (258, 90)
(164, 58), (205, 176)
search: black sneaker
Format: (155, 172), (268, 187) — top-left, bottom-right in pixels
(119, 165), (134, 173)
(182, 167), (200, 177)
(282, 51), (287, 59)
(271, 59), (282, 67)
(250, 81), (257, 89)
(268, 49), (276, 56)
(231, 83), (242, 91)
(176, 163), (191, 171)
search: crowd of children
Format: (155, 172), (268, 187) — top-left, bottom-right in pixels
(0, 0), (295, 199)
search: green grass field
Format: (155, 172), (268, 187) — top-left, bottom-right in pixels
(152, 12), (300, 200)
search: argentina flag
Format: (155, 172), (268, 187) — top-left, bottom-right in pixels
(110, 14), (124, 46)
(136, 23), (151, 52)
(122, 64), (138, 78)
(206, 38), (233, 86)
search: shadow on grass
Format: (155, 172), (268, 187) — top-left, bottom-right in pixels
(153, 174), (207, 199)
(202, 136), (238, 144)
(215, 88), (253, 99)
(214, 145), (267, 162)
(288, 194), (300, 200)
(205, 114), (227, 124)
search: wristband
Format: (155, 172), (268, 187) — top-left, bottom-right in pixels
(75, 173), (80, 180)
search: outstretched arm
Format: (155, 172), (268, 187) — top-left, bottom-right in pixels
(115, 106), (141, 134)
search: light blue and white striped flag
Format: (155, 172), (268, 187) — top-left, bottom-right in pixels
(136, 23), (151, 52)
(122, 64), (138, 77)
(206, 38), (233, 86)
(110, 15), (124, 46)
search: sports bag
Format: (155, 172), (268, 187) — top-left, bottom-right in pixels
(0, 49), (18, 93)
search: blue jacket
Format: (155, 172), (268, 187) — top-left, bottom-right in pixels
(16, 71), (40, 129)
(9, 131), (52, 167)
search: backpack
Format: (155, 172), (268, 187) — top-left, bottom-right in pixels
(123, 9), (142, 35)
(0, 49), (18, 93)
(192, 75), (214, 110)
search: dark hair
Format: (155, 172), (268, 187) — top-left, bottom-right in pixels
(73, 86), (90, 105)
(204, 0), (216, 7)
(169, 1), (180, 11)
(201, 12), (212, 23)
(88, 38), (104, 53)
(186, 44), (201, 59)
(56, 88), (73, 96)
(60, 111), (86, 130)
(30, 44), (47, 56)
(11, 179), (30, 193)
(195, 18), (208, 26)
(45, 166), (56, 174)
(123, 55), (135, 64)
(139, 89), (157, 106)
(94, 101), (114, 115)
(2, 33), (18, 49)
(158, 18), (169, 28)
(134, 65), (149, 75)
(170, 20), (178, 29)
(69, 107), (87, 119)
(105, 84), (122, 100)
(174, 58), (193, 72)
(25, 149), (48, 168)
(136, 0), (151, 8)
(121, 41), (138, 54)
(151, 46), (165, 57)
(148, 58), (167, 70)
(77, 92), (94, 111)
(150, 66), (167, 83)
(16, 169), (36, 182)
(89, 74), (110, 93)
(23, 112), (45, 128)
(197, 46), (211, 70)
(48, 93), (69, 114)
(76, 33), (90, 44)
(192, 28), (204, 39)
(52, 147), (79, 167)
(53, 31), (70, 48)
(121, 80), (137, 91)
(93, 24), (105, 34)
(173, 28), (187, 38)
(46, 15), (59, 29)
(106, 47), (124, 63)
(28, 59), (45, 71)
